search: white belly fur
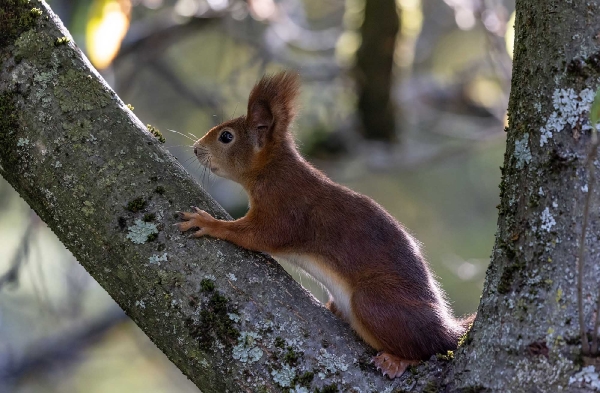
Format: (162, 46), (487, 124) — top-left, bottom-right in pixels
(272, 253), (353, 321)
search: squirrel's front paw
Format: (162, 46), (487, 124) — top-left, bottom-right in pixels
(176, 207), (216, 238)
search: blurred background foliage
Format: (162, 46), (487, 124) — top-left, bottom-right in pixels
(0, 0), (514, 391)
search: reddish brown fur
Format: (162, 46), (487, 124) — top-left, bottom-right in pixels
(178, 71), (474, 375)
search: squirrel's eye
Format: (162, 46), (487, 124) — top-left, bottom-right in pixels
(218, 131), (233, 144)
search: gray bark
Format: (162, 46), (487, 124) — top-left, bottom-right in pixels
(2, 1), (600, 392)
(449, 1), (600, 392)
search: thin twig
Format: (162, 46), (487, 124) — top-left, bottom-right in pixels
(0, 220), (35, 290)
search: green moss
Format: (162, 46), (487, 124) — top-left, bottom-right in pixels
(274, 336), (285, 348)
(54, 36), (69, 46)
(293, 371), (314, 388)
(496, 237), (524, 294)
(528, 193), (540, 208)
(497, 260), (524, 294)
(283, 347), (301, 365)
(54, 69), (112, 113)
(408, 364), (419, 375)
(0, 1), (41, 51)
(81, 200), (95, 216)
(186, 289), (239, 350)
(29, 7), (41, 17)
(498, 238), (516, 260)
(458, 323), (474, 347)
(461, 386), (485, 393)
(436, 350), (454, 361)
(143, 213), (156, 222)
(200, 279), (215, 292)
(209, 292), (228, 312)
(154, 269), (184, 289)
(61, 118), (93, 144)
(14, 28), (54, 64)
(423, 380), (439, 393)
(146, 232), (158, 242)
(315, 383), (338, 393)
(147, 124), (165, 143)
(126, 197), (146, 212)
(0, 91), (19, 172)
(155, 185), (165, 195)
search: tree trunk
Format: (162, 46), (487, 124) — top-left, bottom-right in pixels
(1, 0), (600, 392)
(354, 0), (400, 142)
(449, 1), (600, 391)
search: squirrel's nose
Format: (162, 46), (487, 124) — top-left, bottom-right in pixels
(194, 147), (198, 155)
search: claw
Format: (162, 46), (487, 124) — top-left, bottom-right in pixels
(372, 352), (417, 379)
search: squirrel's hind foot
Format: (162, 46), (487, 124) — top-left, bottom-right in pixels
(372, 352), (417, 379)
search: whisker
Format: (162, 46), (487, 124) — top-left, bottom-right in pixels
(182, 154), (197, 164)
(167, 129), (195, 141)
(200, 156), (207, 186)
(201, 158), (208, 187)
(165, 144), (194, 149)
(200, 162), (207, 186)
(188, 132), (199, 140)
(231, 103), (238, 118)
(183, 157), (197, 165)
(206, 157), (214, 188)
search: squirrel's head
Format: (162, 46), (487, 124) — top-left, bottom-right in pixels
(193, 71), (300, 184)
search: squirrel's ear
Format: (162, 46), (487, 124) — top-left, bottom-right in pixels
(247, 99), (273, 148)
(246, 71), (300, 144)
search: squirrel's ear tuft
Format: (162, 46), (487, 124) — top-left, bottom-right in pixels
(247, 71), (300, 141)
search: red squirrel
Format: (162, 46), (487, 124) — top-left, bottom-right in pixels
(177, 71), (474, 378)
